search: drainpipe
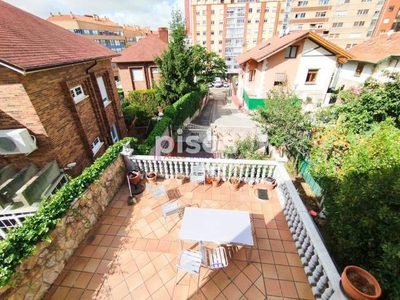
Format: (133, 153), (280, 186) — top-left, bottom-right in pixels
(331, 63), (342, 89)
(85, 60), (97, 74)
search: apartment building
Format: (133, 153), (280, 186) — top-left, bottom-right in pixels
(185, 0), (385, 73)
(124, 25), (153, 46)
(373, 0), (400, 35)
(47, 13), (127, 52)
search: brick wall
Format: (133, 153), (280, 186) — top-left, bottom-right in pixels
(0, 60), (127, 176)
(116, 62), (159, 95)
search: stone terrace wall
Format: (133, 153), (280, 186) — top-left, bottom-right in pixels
(0, 156), (127, 300)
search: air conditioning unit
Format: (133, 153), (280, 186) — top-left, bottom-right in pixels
(0, 129), (38, 155)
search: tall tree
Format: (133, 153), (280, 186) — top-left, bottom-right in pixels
(192, 45), (227, 83)
(251, 87), (312, 157)
(154, 10), (196, 105)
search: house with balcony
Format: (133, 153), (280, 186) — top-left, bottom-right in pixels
(0, 1), (127, 237)
(335, 31), (400, 90)
(235, 30), (352, 111)
(112, 31), (168, 96)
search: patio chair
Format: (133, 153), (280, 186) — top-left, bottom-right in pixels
(190, 165), (206, 192)
(173, 250), (202, 297)
(146, 183), (175, 208)
(200, 243), (229, 279)
(161, 201), (181, 232)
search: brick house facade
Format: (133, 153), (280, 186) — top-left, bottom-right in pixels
(0, 2), (127, 177)
(113, 32), (168, 96)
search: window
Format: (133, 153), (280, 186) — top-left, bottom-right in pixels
(318, 0), (329, 4)
(354, 21), (365, 27)
(219, 20), (224, 24)
(249, 8), (253, 13)
(96, 76), (110, 105)
(151, 67), (159, 74)
(345, 43), (357, 49)
(131, 68), (144, 81)
(110, 124), (119, 143)
(285, 46), (298, 58)
(196, 10), (200, 16)
(328, 33), (340, 38)
(336, 10), (347, 17)
(354, 63), (365, 76)
(305, 69), (318, 84)
(332, 22), (343, 28)
(211, 20), (215, 25)
(211, 10), (215, 15)
(274, 73), (287, 86)
(249, 70), (256, 81)
(339, 0), (350, 2)
(315, 11), (326, 17)
(383, 18), (390, 24)
(70, 85), (85, 103)
(388, 6), (394, 12)
(295, 13), (306, 18)
(361, 0), (371, 2)
(357, 9), (369, 15)
(91, 137), (104, 155)
(298, 1), (308, 6)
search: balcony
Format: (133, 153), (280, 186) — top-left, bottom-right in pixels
(42, 155), (343, 299)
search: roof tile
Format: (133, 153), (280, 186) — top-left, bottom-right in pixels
(112, 35), (167, 63)
(0, 2), (118, 72)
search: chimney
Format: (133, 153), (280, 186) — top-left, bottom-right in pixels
(158, 27), (169, 43)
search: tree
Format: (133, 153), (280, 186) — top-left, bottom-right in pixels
(309, 74), (400, 298)
(154, 9), (196, 105)
(251, 87), (312, 157)
(191, 45), (226, 83)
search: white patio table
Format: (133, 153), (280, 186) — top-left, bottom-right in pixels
(179, 207), (254, 264)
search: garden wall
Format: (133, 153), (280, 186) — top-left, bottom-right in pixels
(0, 156), (127, 300)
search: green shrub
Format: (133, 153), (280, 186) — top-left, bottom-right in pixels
(0, 137), (138, 287)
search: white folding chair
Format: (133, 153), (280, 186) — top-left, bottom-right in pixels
(190, 165), (206, 192)
(173, 250), (202, 297)
(161, 201), (180, 232)
(200, 243), (229, 279)
(146, 183), (169, 208)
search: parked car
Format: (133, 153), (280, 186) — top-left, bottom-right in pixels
(223, 82), (230, 88)
(213, 81), (222, 88)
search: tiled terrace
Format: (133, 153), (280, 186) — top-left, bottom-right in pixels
(44, 179), (314, 300)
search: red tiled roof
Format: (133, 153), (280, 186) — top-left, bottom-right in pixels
(236, 30), (352, 64)
(0, 2), (118, 73)
(347, 32), (400, 63)
(112, 35), (167, 63)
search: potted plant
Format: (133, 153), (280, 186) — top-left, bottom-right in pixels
(341, 265), (382, 300)
(176, 173), (185, 186)
(212, 176), (221, 187)
(229, 177), (240, 191)
(128, 170), (141, 184)
(146, 171), (157, 183)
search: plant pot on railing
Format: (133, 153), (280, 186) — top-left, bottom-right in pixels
(265, 177), (277, 190)
(146, 171), (157, 183)
(341, 265), (382, 300)
(229, 177), (240, 191)
(212, 176), (221, 187)
(128, 171), (141, 184)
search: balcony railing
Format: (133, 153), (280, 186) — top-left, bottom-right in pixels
(125, 155), (345, 299)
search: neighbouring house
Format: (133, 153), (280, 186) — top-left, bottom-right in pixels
(0, 1), (127, 234)
(335, 32), (400, 90)
(112, 30), (168, 96)
(235, 30), (352, 111)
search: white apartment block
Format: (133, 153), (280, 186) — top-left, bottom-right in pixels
(185, 0), (385, 74)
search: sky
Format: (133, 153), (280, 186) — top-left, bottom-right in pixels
(4, 0), (185, 30)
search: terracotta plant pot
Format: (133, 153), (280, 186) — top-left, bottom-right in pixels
(176, 173), (185, 186)
(128, 171), (141, 184)
(341, 265), (382, 300)
(205, 176), (212, 185)
(146, 172), (157, 183)
(212, 177), (221, 187)
(229, 177), (240, 191)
